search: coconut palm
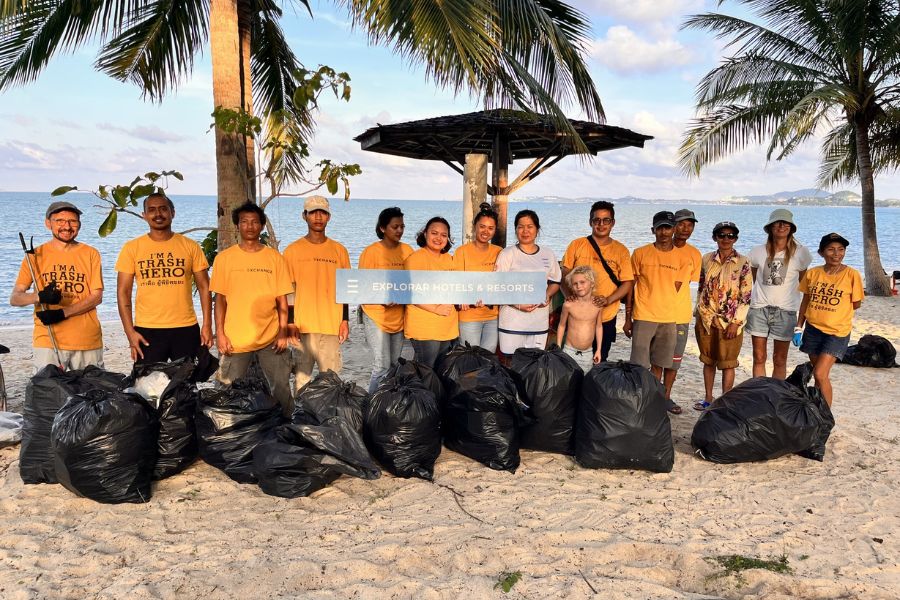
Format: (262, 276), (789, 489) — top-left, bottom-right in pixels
(679, 0), (899, 295)
(0, 0), (604, 249)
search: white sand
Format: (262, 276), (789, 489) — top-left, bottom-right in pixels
(1, 298), (899, 599)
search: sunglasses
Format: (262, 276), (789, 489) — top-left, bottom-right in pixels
(590, 217), (614, 226)
(716, 233), (738, 240)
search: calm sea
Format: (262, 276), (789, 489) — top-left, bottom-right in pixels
(1, 192), (898, 327)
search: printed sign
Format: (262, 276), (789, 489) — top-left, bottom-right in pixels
(336, 269), (547, 304)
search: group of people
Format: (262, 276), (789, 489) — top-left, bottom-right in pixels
(11, 196), (863, 418)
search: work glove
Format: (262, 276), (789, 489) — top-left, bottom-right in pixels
(37, 281), (62, 305)
(792, 327), (804, 348)
(36, 308), (66, 325)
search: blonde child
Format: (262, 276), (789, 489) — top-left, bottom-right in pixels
(556, 266), (603, 372)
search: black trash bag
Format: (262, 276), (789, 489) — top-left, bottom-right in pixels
(253, 420), (381, 498)
(293, 370), (367, 434)
(51, 389), (158, 503)
(364, 373), (442, 480)
(838, 335), (899, 368)
(691, 364), (835, 464)
(126, 359), (199, 480)
(385, 357), (445, 405)
(442, 363), (526, 472)
(576, 361), (673, 473)
(196, 378), (283, 483)
(20, 365), (126, 484)
(509, 346), (583, 455)
(435, 342), (500, 398)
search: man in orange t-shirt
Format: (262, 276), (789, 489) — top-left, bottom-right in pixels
(116, 193), (213, 363)
(283, 196), (351, 391)
(10, 201), (104, 371)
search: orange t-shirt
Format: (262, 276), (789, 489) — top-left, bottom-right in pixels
(210, 245), (293, 353)
(561, 237), (634, 322)
(454, 242), (502, 322)
(283, 237), (351, 335)
(403, 249), (458, 341)
(15, 242), (103, 350)
(358, 241), (414, 333)
(115, 233), (209, 328)
(631, 244), (693, 323)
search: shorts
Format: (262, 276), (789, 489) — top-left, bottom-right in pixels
(629, 320), (676, 370)
(800, 322), (850, 359)
(668, 323), (690, 372)
(695, 322), (743, 369)
(562, 343), (595, 373)
(746, 306), (796, 342)
(32, 347), (103, 373)
(499, 331), (548, 355)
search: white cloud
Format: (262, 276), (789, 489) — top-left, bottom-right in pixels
(584, 0), (703, 23)
(591, 26), (694, 74)
(100, 124), (191, 144)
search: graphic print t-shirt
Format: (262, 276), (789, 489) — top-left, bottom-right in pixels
(16, 242), (103, 350)
(799, 266), (864, 336)
(747, 244), (812, 311)
(115, 233), (209, 328)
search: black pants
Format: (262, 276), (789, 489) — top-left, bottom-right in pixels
(135, 324), (201, 364)
(592, 316), (617, 362)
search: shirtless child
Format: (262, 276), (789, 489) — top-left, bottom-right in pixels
(556, 266), (603, 372)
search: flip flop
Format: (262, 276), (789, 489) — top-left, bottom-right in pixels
(693, 400), (712, 411)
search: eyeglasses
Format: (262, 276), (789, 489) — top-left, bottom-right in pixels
(51, 219), (80, 226)
(716, 233), (738, 240)
(590, 217), (613, 226)
(771, 221), (792, 228)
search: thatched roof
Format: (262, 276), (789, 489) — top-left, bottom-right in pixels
(353, 109), (653, 163)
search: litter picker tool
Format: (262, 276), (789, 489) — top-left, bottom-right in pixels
(19, 232), (64, 369)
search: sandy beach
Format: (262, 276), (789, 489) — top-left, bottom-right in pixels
(1, 297), (898, 599)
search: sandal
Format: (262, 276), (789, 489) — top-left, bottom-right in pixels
(693, 400), (712, 411)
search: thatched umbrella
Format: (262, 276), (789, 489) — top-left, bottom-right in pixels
(354, 109), (653, 246)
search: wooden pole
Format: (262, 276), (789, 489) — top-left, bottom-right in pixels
(462, 154), (488, 244)
(491, 130), (511, 247)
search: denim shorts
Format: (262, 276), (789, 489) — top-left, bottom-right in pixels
(746, 306), (796, 342)
(800, 323), (851, 359)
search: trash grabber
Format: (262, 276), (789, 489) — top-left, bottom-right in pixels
(19, 232), (64, 369)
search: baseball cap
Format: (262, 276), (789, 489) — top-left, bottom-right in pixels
(713, 221), (740, 236)
(818, 232), (849, 252)
(674, 209), (698, 223)
(45, 201), (82, 219)
(652, 211), (676, 229)
(304, 195), (331, 214)
(764, 208), (796, 233)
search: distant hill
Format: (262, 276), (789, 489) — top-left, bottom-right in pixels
(519, 189), (899, 207)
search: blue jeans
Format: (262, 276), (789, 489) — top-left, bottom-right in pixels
(410, 339), (455, 369)
(362, 313), (405, 394)
(457, 319), (498, 352)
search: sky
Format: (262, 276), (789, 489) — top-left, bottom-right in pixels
(2, 0), (900, 201)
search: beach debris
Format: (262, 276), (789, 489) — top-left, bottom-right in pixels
(196, 377), (282, 484)
(509, 345), (582, 455)
(20, 365), (126, 484)
(575, 361), (674, 473)
(51, 388), (158, 504)
(0, 411), (23, 447)
(493, 571), (522, 593)
(124, 371), (171, 408)
(364, 372), (441, 480)
(692, 364), (834, 464)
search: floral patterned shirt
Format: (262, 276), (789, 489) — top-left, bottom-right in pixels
(696, 250), (753, 333)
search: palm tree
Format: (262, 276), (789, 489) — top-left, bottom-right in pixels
(679, 0), (899, 295)
(0, 0), (604, 249)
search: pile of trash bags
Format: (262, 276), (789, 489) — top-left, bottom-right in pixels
(838, 335), (899, 368)
(575, 361), (674, 473)
(692, 363), (835, 463)
(509, 346), (582, 455)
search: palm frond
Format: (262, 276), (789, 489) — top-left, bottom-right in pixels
(694, 53), (825, 107)
(94, 0), (210, 100)
(817, 122), (856, 187)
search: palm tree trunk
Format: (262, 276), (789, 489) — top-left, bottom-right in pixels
(853, 120), (891, 296)
(211, 0), (252, 250)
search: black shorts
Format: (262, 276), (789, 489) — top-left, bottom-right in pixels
(134, 324), (201, 364)
(592, 316), (617, 362)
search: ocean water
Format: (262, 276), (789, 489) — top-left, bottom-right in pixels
(1, 191), (898, 327)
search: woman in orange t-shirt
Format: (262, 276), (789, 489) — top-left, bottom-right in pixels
(358, 207), (414, 392)
(454, 203), (502, 352)
(404, 216), (458, 368)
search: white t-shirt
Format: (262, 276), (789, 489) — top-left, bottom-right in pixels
(747, 243), (812, 311)
(495, 244), (562, 334)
